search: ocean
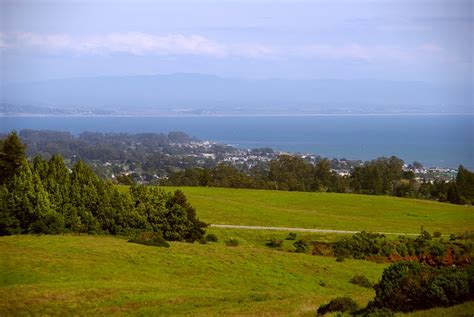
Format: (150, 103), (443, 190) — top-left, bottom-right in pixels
(1, 114), (472, 169)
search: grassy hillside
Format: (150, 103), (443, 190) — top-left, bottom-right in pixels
(156, 187), (473, 234)
(2, 235), (473, 316)
(1, 235), (385, 316)
(4, 188), (471, 315)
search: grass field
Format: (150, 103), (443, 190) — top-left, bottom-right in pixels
(3, 187), (473, 316)
(158, 187), (473, 235)
(2, 235), (473, 316)
(1, 235), (385, 316)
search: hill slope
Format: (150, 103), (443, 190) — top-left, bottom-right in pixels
(1, 235), (384, 316)
(161, 187), (474, 234)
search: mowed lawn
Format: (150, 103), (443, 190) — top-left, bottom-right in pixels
(1, 235), (385, 316)
(160, 187), (474, 235)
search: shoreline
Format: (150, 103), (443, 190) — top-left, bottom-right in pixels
(1, 112), (473, 118)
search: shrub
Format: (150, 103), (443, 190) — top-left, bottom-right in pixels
(332, 231), (386, 259)
(266, 238), (283, 248)
(373, 261), (473, 312)
(225, 238), (239, 246)
(293, 239), (309, 253)
(433, 231), (442, 238)
(198, 237), (207, 244)
(286, 232), (297, 240)
(316, 297), (358, 315)
(129, 231), (170, 248)
(350, 275), (373, 288)
(354, 306), (394, 317)
(418, 230), (432, 241)
(336, 256), (345, 262)
(205, 233), (218, 242)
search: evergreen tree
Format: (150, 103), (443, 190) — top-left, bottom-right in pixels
(166, 190), (207, 242)
(456, 165), (474, 204)
(447, 183), (462, 205)
(0, 185), (20, 235)
(6, 159), (63, 233)
(314, 159), (334, 191)
(0, 131), (26, 185)
(69, 161), (101, 233)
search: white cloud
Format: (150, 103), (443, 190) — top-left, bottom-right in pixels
(1, 32), (274, 58)
(0, 32), (451, 63)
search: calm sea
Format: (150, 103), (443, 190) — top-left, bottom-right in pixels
(1, 115), (472, 169)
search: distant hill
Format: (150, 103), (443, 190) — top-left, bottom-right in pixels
(1, 74), (472, 114)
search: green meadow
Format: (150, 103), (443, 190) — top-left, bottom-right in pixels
(159, 187), (473, 234)
(2, 187), (473, 316)
(1, 235), (384, 316)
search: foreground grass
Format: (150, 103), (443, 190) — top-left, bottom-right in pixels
(401, 301), (474, 317)
(157, 187), (473, 234)
(1, 235), (384, 316)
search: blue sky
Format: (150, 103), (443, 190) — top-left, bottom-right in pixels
(1, 0), (472, 84)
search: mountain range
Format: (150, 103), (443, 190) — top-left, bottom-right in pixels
(1, 74), (472, 115)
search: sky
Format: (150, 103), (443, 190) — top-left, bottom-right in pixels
(0, 0), (473, 85)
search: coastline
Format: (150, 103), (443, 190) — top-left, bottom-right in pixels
(1, 112), (473, 118)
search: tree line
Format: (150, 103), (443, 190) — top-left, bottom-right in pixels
(163, 155), (474, 205)
(0, 132), (207, 240)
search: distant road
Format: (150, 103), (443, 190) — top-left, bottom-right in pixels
(210, 224), (420, 236)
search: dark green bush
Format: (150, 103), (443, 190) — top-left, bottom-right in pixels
(417, 230), (432, 241)
(316, 297), (358, 315)
(433, 231), (442, 238)
(349, 275), (373, 288)
(205, 233), (218, 242)
(354, 305), (394, 317)
(286, 232), (297, 240)
(225, 238), (239, 246)
(266, 238), (283, 248)
(333, 231), (386, 259)
(373, 261), (473, 312)
(129, 231), (170, 248)
(331, 231), (471, 265)
(335, 256), (345, 262)
(293, 239), (309, 253)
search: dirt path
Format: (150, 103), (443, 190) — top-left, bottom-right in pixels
(210, 224), (419, 236)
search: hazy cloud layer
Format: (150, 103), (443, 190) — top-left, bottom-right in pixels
(0, 31), (451, 63)
(1, 0), (471, 83)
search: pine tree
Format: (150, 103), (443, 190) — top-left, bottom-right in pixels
(456, 165), (474, 203)
(0, 131), (26, 185)
(447, 183), (462, 205)
(6, 159), (63, 234)
(166, 190), (207, 242)
(69, 161), (101, 233)
(0, 185), (21, 235)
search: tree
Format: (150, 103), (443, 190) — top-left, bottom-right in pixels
(0, 131), (26, 185)
(0, 185), (20, 235)
(350, 156), (404, 195)
(166, 190), (207, 242)
(5, 159), (63, 234)
(313, 159), (333, 191)
(447, 183), (462, 205)
(456, 165), (474, 204)
(68, 161), (101, 232)
(269, 155), (314, 191)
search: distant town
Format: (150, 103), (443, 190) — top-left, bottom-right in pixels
(4, 129), (458, 185)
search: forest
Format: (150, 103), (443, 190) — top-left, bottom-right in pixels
(0, 132), (207, 240)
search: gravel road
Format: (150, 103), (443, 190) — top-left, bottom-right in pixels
(210, 224), (419, 236)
